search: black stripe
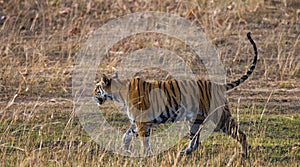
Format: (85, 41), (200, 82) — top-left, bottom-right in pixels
(159, 112), (168, 123)
(143, 80), (146, 92)
(201, 87), (208, 111)
(157, 81), (165, 112)
(154, 89), (159, 116)
(149, 82), (152, 93)
(128, 80), (132, 91)
(181, 80), (188, 93)
(174, 80), (181, 93)
(165, 106), (171, 118)
(169, 80), (176, 95)
(141, 81), (147, 109)
(172, 96), (179, 107)
(197, 80), (205, 107)
(158, 81), (162, 89)
(241, 75), (248, 80)
(205, 82), (212, 101)
(247, 70), (252, 76)
(174, 105), (179, 112)
(136, 78), (141, 109)
(137, 78), (140, 96)
(164, 83), (172, 107)
(173, 80), (181, 107)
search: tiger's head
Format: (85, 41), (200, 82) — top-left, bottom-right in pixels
(94, 73), (118, 105)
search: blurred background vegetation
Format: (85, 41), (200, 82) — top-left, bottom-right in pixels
(0, 0), (299, 166)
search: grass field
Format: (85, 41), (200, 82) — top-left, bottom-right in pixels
(0, 0), (299, 166)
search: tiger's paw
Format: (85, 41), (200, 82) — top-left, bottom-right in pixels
(180, 148), (193, 156)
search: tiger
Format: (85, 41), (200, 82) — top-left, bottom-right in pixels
(94, 32), (258, 157)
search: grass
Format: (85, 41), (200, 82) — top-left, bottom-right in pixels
(0, 0), (299, 166)
(1, 109), (299, 166)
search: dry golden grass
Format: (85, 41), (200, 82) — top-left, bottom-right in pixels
(0, 0), (299, 166)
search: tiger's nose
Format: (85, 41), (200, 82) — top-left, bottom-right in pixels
(94, 97), (104, 105)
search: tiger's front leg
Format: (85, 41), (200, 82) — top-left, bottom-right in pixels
(122, 124), (137, 151)
(136, 122), (151, 156)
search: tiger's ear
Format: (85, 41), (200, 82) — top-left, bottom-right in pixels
(102, 74), (111, 86)
(111, 72), (118, 79)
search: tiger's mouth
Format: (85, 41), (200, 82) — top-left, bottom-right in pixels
(94, 94), (113, 106)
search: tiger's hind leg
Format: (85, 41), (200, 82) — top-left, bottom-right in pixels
(180, 114), (205, 155)
(220, 106), (248, 157)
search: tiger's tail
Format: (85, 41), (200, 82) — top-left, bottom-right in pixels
(226, 32), (258, 91)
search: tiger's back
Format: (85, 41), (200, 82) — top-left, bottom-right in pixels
(127, 78), (227, 124)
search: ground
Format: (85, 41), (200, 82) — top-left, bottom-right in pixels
(0, 0), (299, 166)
